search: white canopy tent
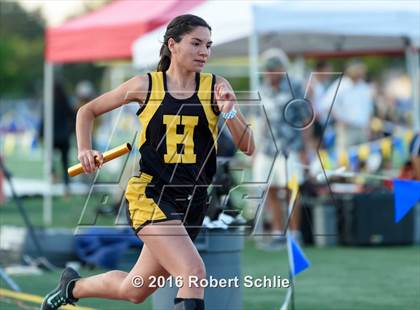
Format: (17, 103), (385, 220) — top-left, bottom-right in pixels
(132, 0), (419, 129)
(249, 0), (420, 129)
(133, 1), (419, 62)
(132, 1), (255, 69)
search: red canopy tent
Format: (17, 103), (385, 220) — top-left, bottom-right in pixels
(46, 0), (203, 63)
(42, 0), (203, 225)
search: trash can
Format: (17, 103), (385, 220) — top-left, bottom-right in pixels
(313, 202), (337, 247)
(153, 227), (244, 310)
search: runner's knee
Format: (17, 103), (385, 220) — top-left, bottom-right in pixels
(181, 261), (206, 281)
(120, 287), (148, 304)
(118, 278), (149, 304)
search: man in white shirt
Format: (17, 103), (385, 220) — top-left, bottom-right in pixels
(310, 61), (334, 124)
(322, 60), (373, 148)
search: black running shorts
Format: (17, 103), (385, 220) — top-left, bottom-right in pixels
(125, 172), (208, 241)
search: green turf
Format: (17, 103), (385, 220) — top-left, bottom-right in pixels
(242, 244), (420, 310)
(0, 195), (117, 229)
(1, 242), (419, 310)
(2, 147), (72, 180)
(1, 196), (419, 309)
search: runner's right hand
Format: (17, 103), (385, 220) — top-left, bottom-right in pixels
(77, 149), (104, 173)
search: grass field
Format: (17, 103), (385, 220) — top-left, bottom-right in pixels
(1, 243), (419, 310)
(1, 196), (419, 310)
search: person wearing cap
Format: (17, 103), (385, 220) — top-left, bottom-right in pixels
(253, 49), (309, 250)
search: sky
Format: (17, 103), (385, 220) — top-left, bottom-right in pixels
(18, 0), (89, 26)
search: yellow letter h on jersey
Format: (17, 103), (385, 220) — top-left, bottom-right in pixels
(163, 115), (198, 163)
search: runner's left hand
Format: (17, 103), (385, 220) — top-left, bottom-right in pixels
(215, 82), (236, 113)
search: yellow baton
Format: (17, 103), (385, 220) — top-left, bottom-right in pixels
(67, 143), (132, 177)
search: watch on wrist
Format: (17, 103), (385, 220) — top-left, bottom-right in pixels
(221, 107), (237, 120)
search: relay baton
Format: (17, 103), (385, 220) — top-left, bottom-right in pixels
(67, 143), (132, 177)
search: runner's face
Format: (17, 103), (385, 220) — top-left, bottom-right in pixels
(170, 26), (212, 72)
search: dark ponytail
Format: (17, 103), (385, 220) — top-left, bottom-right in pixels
(157, 14), (211, 72)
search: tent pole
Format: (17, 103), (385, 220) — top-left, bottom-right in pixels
(294, 54), (306, 84)
(43, 62), (53, 225)
(405, 42), (420, 131)
(249, 7), (259, 93)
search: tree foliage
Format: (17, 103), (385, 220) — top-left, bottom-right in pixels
(0, 1), (112, 99)
(0, 1), (45, 98)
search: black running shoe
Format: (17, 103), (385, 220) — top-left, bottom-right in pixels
(40, 267), (80, 310)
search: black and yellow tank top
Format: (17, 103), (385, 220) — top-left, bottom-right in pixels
(136, 71), (219, 198)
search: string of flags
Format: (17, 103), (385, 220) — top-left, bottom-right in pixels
(317, 118), (419, 222)
(370, 117), (411, 136)
(318, 129), (414, 171)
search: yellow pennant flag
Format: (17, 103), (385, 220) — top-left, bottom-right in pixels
(358, 144), (370, 161)
(318, 150), (331, 170)
(288, 174), (299, 205)
(4, 134), (16, 155)
(370, 117), (383, 132)
(338, 150), (349, 167)
(380, 138), (392, 159)
(404, 130), (413, 146)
